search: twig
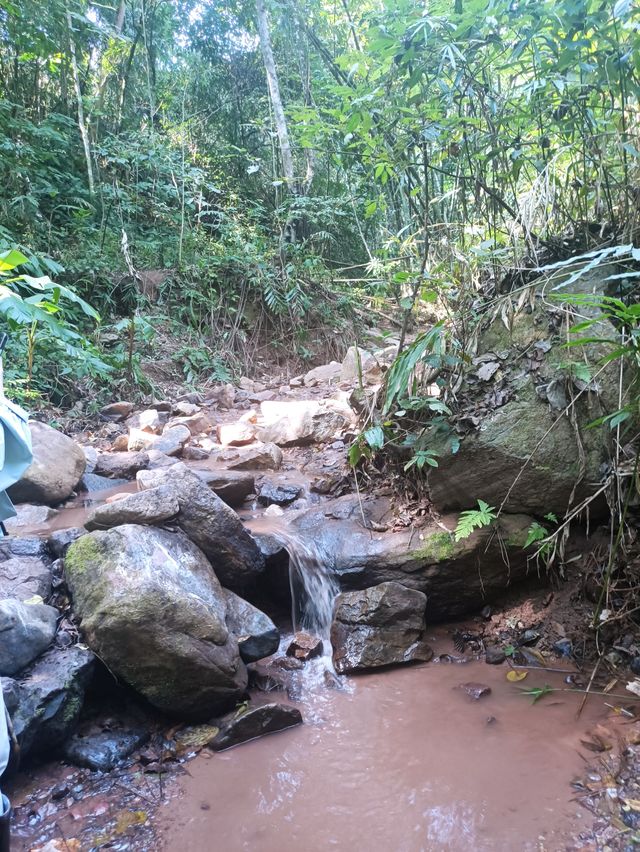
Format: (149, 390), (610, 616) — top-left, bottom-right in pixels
(577, 657), (602, 719)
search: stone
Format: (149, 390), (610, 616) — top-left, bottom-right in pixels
(146, 449), (175, 469)
(169, 412), (213, 436)
(286, 633), (323, 661)
(258, 400), (353, 446)
(457, 682), (492, 700)
(331, 582), (432, 674)
(226, 442), (283, 471)
(84, 485), (180, 531)
(173, 401), (200, 417)
(303, 362), (342, 387)
(100, 402), (134, 422)
(0, 556), (51, 601)
(80, 472), (130, 493)
(4, 504), (58, 532)
(340, 346), (381, 384)
(257, 481), (303, 506)
(182, 445), (210, 461)
(47, 528), (86, 559)
(136, 464), (264, 592)
(152, 424), (191, 457)
(3, 646), (95, 757)
(83, 446), (98, 473)
(0, 599), (58, 675)
(195, 470), (255, 508)
(224, 590), (280, 663)
(63, 727), (150, 772)
(112, 434), (130, 451)
(553, 638), (573, 657)
(210, 703), (302, 751)
(292, 495), (535, 620)
(249, 390), (276, 403)
(138, 409), (164, 433)
(65, 525), (248, 719)
(8, 422), (86, 506)
(94, 451), (149, 479)
(217, 422), (256, 446)
(485, 645), (506, 665)
(127, 428), (155, 452)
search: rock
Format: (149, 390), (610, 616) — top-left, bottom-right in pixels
(8, 423), (86, 506)
(173, 401), (200, 417)
(84, 485), (179, 531)
(195, 470), (255, 508)
(485, 645), (506, 665)
(258, 400), (353, 446)
(169, 412), (213, 436)
(249, 390), (276, 403)
(127, 428), (155, 451)
(210, 703), (302, 751)
(286, 633), (323, 661)
(4, 646), (95, 757)
(0, 556), (51, 600)
(182, 445), (210, 461)
(257, 481), (303, 506)
(331, 582), (432, 673)
(80, 472), (130, 493)
(224, 590), (280, 663)
(100, 402), (134, 422)
(340, 346), (381, 384)
(152, 424), (191, 457)
(65, 525), (248, 718)
(630, 657), (640, 676)
(146, 449), (175, 469)
(226, 442), (283, 471)
(83, 446), (98, 473)
(136, 464), (265, 592)
(553, 638), (573, 657)
(303, 362), (342, 387)
(291, 496), (535, 620)
(94, 451), (149, 479)
(217, 422), (256, 446)
(457, 682), (492, 700)
(0, 599), (58, 675)
(0, 537), (48, 560)
(112, 434), (129, 451)
(137, 409), (165, 433)
(63, 727), (150, 772)
(4, 504), (58, 532)
(47, 528), (86, 559)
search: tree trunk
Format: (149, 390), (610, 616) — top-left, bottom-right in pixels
(255, 0), (296, 193)
(66, 8), (95, 195)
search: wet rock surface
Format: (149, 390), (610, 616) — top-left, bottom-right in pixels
(63, 727), (150, 772)
(210, 703), (303, 751)
(8, 422), (86, 506)
(65, 525), (248, 718)
(331, 581), (433, 673)
(84, 484), (179, 531)
(286, 632), (324, 661)
(457, 682), (492, 700)
(0, 598), (58, 675)
(224, 590), (280, 663)
(195, 469), (255, 508)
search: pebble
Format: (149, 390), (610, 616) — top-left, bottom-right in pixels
(458, 682), (492, 700)
(485, 645), (506, 665)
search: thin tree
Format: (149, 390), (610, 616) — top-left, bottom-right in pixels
(66, 6), (94, 195)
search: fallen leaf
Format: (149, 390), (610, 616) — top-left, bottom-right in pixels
(114, 810), (147, 834)
(626, 679), (640, 697)
(623, 798), (640, 812)
(23, 594), (44, 605)
(507, 670), (528, 682)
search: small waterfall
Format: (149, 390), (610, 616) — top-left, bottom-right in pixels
(265, 525), (339, 640)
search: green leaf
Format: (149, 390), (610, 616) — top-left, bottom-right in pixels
(363, 425), (385, 450)
(454, 500), (497, 541)
(0, 249), (29, 273)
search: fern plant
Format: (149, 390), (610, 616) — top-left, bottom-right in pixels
(454, 500), (497, 542)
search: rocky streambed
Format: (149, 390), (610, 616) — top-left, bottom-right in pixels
(2, 311), (639, 850)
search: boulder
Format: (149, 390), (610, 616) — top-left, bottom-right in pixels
(182, 445), (211, 461)
(292, 495), (535, 620)
(100, 402), (134, 422)
(84, 485), (179, 531)
(127, 428), (155, 452)
(425, 308), (618, 517)
(65, 525), (248, 718)
(137, 464), (264, 591)
(8, 422), (86, 506)
(173, 401), (200, 417)
(224, 590), (280, 663)
(258, 400), (353, 446)
(0, 556), (51, 601)
(4, 504), (58, 532)
(48, 527), (86, 559)
(303, 362), (342, 387)
(210, 703), (302, 751)
(63, 726), (149, 772)
(331, 582), (432, 673)
(152, 424), (191, 457)
(225, 442), (283, 471)
(80, 472), (130, 493)
(3, 646), (95, 757)
(257, 480), (302, 506)
(169, 412), (213, 436)
(0, 599), (58, 675)
(217, 422), (256, 446)
(94, 450), (149, 480)
(195, 470), (255, 508)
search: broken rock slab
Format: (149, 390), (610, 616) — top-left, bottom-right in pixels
(210, 703), (302, 751)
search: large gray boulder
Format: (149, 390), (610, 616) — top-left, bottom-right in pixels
(224, 590), (280, 663)
(0, 556), (51, 601)
(258, 400), (354, 446)
(425, 308), (618, 517)
(291, 496), (535, 620)
(136, 464), (265, 593)
(2, 646), (95, 758)
(65, 525), (248, 719)
(0, 599), (58, 675)
(8, 422), (86, 505)
(84, 485), (179, 531)
(331, 582), (432, 673)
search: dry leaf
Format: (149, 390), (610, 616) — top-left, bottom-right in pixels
(507, 670), (528, 682)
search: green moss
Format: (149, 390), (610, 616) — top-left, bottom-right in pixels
(64, 534), (103, 577)
(413, 531), (457, 563)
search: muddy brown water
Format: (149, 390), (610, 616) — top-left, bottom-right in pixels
(157, 660), (604, 852)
